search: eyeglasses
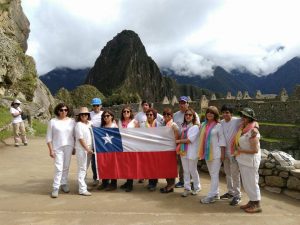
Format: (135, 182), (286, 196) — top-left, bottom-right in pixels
(93, 105), (100, 107)
(146, 113), (153, 117)
(59, 108), (68, 112)
(123, 110), (130, 113)
(185, 113), (193, 117)
(163, 112), (171, 116)
(104, 114), (111, 118)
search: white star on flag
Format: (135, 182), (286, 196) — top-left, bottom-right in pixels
(102, 133), (114, 145)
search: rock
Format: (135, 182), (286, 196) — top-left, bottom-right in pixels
(283, 189), (300, 200)
(259, 158), (267, 168)
(287, 176), (300, 191)
(265, 162), (276, 169)
(276, 165), (295, 171)
(265, 176), (287, 187)
(262, 169), (273, 176)
(290, 169), (300, 179)
(279, 171), (289, 178)
(259, 176), (265, 185)
(264, 186), (282, 194)
(261, 149), (269, 158)
(293, 160), (300, 169)
(273, 170), (279, 176)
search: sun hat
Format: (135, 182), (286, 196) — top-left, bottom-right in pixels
(78, 107), (90, 114)
(239, 107), (257, 120)
(13, 99), (21, 104)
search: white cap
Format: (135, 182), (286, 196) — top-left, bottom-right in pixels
(13, 99), (21, 104)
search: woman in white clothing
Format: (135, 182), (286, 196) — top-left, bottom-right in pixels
(46, 103), (75, 198)
(119, 106), (138, 192)
(75, 107), (94, 196)
(236, 108), (262, 213)
(175, 108), (201, 197)
(97, 110), (118, 191)
(10, 99), (28, 147)
(199, 106), (226, 204)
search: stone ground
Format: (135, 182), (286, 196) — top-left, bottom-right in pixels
(0, 137), (299, 225)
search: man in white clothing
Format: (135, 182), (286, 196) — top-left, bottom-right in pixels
(173, 96), (200, 188)
(220, 104), (242, 206)
(89, 98), (103, 186)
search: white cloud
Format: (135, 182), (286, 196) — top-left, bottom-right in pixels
(22, 0), (300, 76)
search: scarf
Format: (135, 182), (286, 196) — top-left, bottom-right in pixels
(176, 123), (192, 156)
(198, 121), (217, 161)
(165, 119), (174, 127)
(145, 120), (157, 128)
(233, 122), (256, 155)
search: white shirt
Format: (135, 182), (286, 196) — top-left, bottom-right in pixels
(236, 130), (261, 168)
(181, 125), (200, 160)
(75, 121), (93, 151)
(118, 120), (136, 128)
(200, 123), (226, 160)
(90, 111), (103, 127)
(46, 118), (75, 150)
(221, 117), (241, 157)
(134, 112), (164, 128)
(10, 107), (23, 124)
(173, 111), (200, 132)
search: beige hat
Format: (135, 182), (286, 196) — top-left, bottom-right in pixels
(78, 107), (90, 114)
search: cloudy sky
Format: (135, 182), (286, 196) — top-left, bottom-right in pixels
(22, 0), (300, 76)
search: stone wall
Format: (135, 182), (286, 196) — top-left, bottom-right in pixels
(197, 150), (300, 200)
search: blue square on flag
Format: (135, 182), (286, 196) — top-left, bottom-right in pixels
(93, 128), (123, 153)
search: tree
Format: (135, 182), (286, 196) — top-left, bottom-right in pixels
(71, 85), (105, 107)
(55, 88), (73, 106)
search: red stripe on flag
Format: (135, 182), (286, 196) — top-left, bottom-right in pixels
(96, 151), (178, 179)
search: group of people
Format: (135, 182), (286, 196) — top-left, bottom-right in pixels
(45, 96), (262, 213)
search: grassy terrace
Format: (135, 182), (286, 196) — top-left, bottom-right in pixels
(259, 122), (300, 127)
(261, 137), (297, 143)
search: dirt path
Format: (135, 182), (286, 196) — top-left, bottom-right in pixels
(0, 137), (299, 225)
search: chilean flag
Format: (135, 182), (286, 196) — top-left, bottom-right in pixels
(93, 127), (178, 179)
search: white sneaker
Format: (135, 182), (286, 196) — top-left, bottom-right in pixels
(181, 189), (191, 197)
(61, 184), (70, 193)
(51, 188), (59, 198)
(200, 196), (216, 204)
(191, 189), (201, 195)
(80, 191), (92, 196)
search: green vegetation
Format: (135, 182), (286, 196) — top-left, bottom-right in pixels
(0, 105), (11, 127)
(259, 122), (300, 127)
(261, 137), (296, 143)
(56, 88), (73, 106)
(0, 2), (10, 11)
(0, 129), (11, 141)
(71, 85), (105, 107)
(103, 89), (140, 106)
(31, 119), (47, 136)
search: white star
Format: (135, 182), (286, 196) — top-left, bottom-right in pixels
(102, 133), (114, 145)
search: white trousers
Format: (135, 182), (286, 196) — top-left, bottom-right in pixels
(181, 157), (201, 191)
(52, 145), (73, 189)
(76, 148), (91, 194)
(206, 159), (221, 197)
(223, 156), (241, 197)
(239, 163), (261, 201)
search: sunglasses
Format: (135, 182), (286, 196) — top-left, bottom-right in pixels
(93, 105), (100, 107)
(104, 114), (111, 118)
(163, 112), (171, 116)
(59, 108), (68, 112)
(185, 113), (193, 117)
(80, 113), (89, 116)
(146, 113), (153, 117)
(123, 110), (130, 113)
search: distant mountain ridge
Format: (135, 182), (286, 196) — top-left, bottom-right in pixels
(163, 57), (300, 95)
(40, 68), (90, 95)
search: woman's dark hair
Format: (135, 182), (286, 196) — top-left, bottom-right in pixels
(145, 108), (157, 119)
(54, 103), (71, 117)
(183, 108), (197, 125)
(76, 113), (91, 122)
(120, 106), (134, 121)
(221, 104), (234, 114)
(101, 109), (115, 127)
(205, 106), (220, 122)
